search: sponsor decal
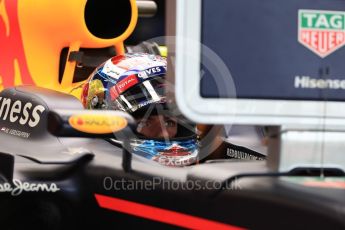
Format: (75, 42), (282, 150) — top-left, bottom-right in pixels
(226, 148), (264, 160)
(153, 144), (197, 166)
(69, 113), (128, 134)
(2, 127), (30, 138)
(132, 140), (198, 167)
(102, 59), (127, 79)
(294, 75), (345, 89)
(137, 66), (166, 79)
(115, 74), (138, 94)
(136, 100), (153, 111)
(298, 9), (345, 58)
(135, 97), (166, 111)
(0, 179), (60, 196)
(0, 97), (45, 127)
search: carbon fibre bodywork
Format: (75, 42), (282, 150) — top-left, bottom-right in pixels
(0, 86), (345, 229)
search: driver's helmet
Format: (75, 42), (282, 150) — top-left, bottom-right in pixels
(81, 53), (198, 166)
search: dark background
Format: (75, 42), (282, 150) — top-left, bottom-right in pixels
(201, 0), (345, 101)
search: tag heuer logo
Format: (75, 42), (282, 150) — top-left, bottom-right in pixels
(298, 9), (345, 58)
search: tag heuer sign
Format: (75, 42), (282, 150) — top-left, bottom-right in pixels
(298, 9), (345, 58)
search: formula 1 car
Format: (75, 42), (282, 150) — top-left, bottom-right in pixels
(0, 86), (345, 229)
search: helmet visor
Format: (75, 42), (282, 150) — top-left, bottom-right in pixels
(109, 77), (166, 113)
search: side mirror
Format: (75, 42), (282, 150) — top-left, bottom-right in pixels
(48, 109), (135, 138)
(48, 109), (136, 172)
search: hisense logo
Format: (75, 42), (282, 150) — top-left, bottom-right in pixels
(294, 75), (345, 89)
(298, 9), (345, 58)
(0, 97), (45, 127)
